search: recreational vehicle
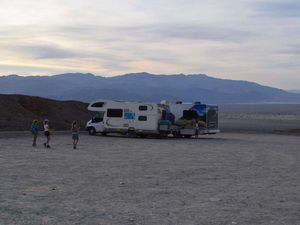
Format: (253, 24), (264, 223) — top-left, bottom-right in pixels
(86, 100), (219, 137)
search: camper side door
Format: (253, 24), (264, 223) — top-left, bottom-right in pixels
(206, 106), (218, 130)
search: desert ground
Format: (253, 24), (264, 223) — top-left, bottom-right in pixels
(0, 131), (299, 225)
(219, 104), (300, 134)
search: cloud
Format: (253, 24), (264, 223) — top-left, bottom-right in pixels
(113, 23), (252, 43)
(278, 44), (300, 55)
(14, 44), (77, 59)
(254, 1), (300, 18)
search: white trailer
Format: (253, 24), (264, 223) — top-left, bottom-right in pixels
(86, 100), (219, 137)
(169, 101), (219, 136)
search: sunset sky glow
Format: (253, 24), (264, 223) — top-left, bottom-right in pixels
(0, 0), (299, 89)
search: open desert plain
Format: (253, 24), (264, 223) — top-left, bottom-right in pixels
(2, 0), (300, 223)
(1, 107), (300, 225)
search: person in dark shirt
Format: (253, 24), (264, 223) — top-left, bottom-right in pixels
(31, 120), (39, 147)
(71, 120), (80, 149)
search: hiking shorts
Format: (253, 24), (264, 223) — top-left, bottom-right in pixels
(44, 131), (50, 137)
(72, 133), (79, 140)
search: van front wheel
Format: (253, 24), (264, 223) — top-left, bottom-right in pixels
(88, 127), (96, 135)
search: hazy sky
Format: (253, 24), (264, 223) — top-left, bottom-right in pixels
(0, 0), (299, 89)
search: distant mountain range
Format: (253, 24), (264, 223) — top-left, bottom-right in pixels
(1, 72), (300, 103)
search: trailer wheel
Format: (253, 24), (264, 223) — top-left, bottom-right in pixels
(158, 132), (168, 138)
(137, 133), (147, 138)
(88, 127), (96, 135)
(184, 135), (192, 138)
(172, 131), (181, 138)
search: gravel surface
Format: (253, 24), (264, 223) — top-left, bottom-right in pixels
(0, 132), (299, 225)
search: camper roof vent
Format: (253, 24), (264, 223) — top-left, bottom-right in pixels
(176, 101), (182, 104)
(160, 100), (170, 105)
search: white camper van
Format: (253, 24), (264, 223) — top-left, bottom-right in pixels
(86, 100), (219, 137)
(86, 100), (164, 136)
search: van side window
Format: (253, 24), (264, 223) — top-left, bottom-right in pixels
(107, 109), (123, 117)
(138, 116), (147, 121)
(91, 102), (105, 107)
(139, 105), (148, 111)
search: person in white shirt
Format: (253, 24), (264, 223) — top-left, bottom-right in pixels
(195, 120), (200, 138)
(43, 119), (51, 148)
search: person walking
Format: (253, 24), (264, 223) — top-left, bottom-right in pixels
(30, 120), (39, 147)
(71, 120), (80, 149)
(43, 119), (51, 148)
(195, 120), (200, 138)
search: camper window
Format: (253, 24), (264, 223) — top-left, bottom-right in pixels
(138, 116), (147, 121)
(91, 102), (105, 107)
(107, 109), (123, 118)
(139, 105), (148, 111)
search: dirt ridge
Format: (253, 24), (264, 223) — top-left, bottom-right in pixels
(0, 94), (93, 131)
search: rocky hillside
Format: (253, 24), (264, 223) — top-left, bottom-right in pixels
(0, 94), (93, 131)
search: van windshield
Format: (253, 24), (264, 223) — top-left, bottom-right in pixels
(92, 112), (104, 123)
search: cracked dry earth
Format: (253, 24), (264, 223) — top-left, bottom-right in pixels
(0, 132), (299, 225)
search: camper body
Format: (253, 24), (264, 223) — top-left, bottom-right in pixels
(86, 100), (219, 137)
(86, 100), (163, 135)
